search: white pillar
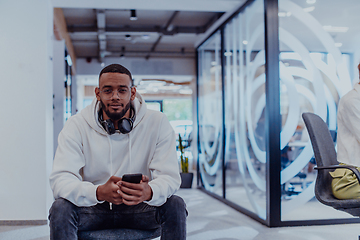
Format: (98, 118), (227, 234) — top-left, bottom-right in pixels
(0, 0), (54, 222)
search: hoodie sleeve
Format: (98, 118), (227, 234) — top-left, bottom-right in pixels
(145, 114), (181, 206)
(49, 117), (103, 207)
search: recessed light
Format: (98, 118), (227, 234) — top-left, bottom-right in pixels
(142, 35), (150, 40)
(306, 0), (316, 4)
(242, 40), (248, 45)
(130, 10), (137, 21)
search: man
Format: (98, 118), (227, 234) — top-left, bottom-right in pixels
(49, 64), (187, 239)
(330, 63), (360, 199)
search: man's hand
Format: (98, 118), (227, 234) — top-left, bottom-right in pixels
(96, 176), (123, 205)
(118, 175), (153, 205)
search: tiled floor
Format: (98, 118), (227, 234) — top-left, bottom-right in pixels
(1, 188), (360, 240)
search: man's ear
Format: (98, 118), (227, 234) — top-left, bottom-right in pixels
(95, 87), (101, 101)
(130, 87), (136, 101)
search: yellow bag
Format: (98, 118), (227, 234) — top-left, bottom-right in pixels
(330, 164), (360, 199)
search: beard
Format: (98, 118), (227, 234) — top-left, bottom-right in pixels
(100, 99), (131, 121)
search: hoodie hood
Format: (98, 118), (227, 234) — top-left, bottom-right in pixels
(81, 92), (147, 135)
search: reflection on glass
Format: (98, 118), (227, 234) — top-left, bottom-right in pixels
(198, 31), (223, 197)
(279, 0), (354, 221)
(223, 0), (266, 220)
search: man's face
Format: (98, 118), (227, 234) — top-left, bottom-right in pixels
(95, 72), (136, 121)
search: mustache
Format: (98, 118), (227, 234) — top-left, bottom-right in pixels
(106, 100), (124, 107)
(107, 103), (124, 107)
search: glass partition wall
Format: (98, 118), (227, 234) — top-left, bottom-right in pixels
(198, 31), (224, 198)
(197, 0), (360, 227)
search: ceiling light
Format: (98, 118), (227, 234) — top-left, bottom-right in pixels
(334, 42), (343, 47)
(167, 24), (174, 32)
(125, 34), (132, 40)
(242, 40), (248, 45)
(323, 25), (349, 33)
(142, 34), (150, 40)
(130, 10), (137, 21)
(303, 6), (315, 12)
(306, 0), (316, 4)
(179, 89), (193, 95)
(224, 51), (232, 57)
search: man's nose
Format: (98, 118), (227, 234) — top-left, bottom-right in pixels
(111, 90), (122, 99)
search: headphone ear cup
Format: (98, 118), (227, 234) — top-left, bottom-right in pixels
(118, 118), (133, 134)
(103, 119), (116, 135)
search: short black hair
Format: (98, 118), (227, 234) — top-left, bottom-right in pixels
(99, 64), (133, 85)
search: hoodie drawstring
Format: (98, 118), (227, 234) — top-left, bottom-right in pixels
(128, 133), (132, 173)
(107, 135), (113, 210)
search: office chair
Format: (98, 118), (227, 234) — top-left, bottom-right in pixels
(302, 112), (360, 217)
(78, 228), (161, 240)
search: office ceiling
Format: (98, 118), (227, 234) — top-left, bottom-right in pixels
(55, 0), (360, 64)
(54, 0), (247, 62)
(53, 0), (360, 98)
(64, 9), (222, 60)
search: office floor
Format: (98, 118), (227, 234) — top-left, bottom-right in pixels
(1, 188), (360, 240)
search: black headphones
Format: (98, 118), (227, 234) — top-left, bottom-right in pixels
(98, 107), (135, 135)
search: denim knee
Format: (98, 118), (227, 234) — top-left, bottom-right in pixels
(166, 195), (186, 210)
(49, 198), (77, 221)
(160, 195), (187, 217)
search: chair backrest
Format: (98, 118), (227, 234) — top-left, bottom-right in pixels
(302, 112), (339, 206)
(302, 112), (338, 167)
(302, 112), (360, 215)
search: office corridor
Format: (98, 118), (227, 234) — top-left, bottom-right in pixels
(1, 188), (360, 240)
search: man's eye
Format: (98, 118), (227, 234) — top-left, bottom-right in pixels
(119, 89), (127, 93)
(103, 89), (112, 94)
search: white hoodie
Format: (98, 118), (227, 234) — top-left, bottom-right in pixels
(50, 92), (181, 207)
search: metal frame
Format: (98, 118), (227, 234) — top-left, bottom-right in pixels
(264, 0), (281, 227)
(220, 27), (226, 199)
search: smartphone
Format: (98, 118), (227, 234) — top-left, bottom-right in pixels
(122, 173), (142, 183)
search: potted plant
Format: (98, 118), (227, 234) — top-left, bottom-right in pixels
(178, 134), (193, 188)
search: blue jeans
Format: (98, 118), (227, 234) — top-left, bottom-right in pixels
(49, 195), (187, 240)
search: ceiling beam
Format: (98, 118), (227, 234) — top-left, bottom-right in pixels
(96, 9), (107, 63)
(67, 25), (207, 35)
(53, 8), (77, 74)
(53, 0), (246, 12)
(145, 11), (179, 60)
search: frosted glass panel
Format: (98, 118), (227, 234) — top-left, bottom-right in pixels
(279, 0), (354, 221)
(223, 0), (266, 220)
(198, 31), (223, 197)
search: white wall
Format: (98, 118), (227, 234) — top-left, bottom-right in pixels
(0, 0), (54, 221)
(53, 40), (65, 155)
